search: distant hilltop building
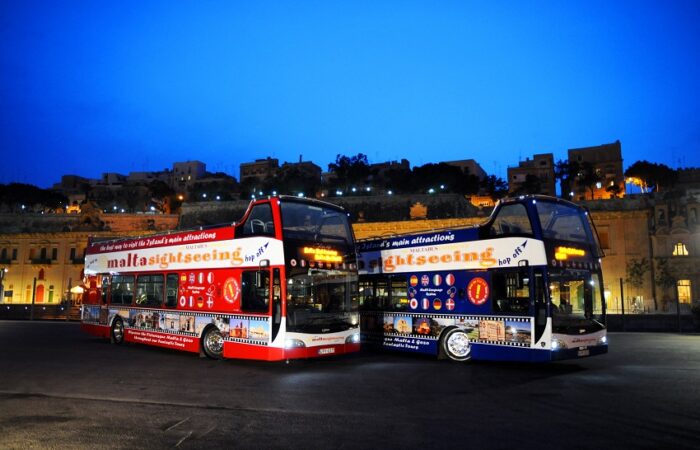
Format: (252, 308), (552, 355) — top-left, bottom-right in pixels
(507, 153), (556, 197)
(172, 160), (206, 191)
(240, 157), (279, 184)
(443, 159), (487, 180)
(567, 141), (625, 201)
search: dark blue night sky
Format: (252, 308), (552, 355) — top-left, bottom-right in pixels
(2, 1), (699, 187)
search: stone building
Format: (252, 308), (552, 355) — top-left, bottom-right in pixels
(240, 158), (279, 184)
(567, 141), (625, 200)
(0, 213), (178, 305)
(507, 153), (556, 196)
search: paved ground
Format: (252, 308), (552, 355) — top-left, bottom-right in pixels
(1, 321), (699, 449)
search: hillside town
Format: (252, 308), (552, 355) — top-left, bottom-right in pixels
(1, 140), (699, 324)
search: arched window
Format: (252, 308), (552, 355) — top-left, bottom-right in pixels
(48, 285), (55, 303)
(38, 268), (45, 280)
(672, 242), (689, 256)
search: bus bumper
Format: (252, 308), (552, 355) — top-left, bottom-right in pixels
(550, 344), (608, 361)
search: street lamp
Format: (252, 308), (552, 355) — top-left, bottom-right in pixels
(0, 267), (7, 301)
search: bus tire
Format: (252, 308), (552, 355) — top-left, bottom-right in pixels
(202, 326), (224, 360)
(441, 328), (472, 362)
(111, 318), (125, 345)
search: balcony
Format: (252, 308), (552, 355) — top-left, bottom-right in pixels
(71, 257), (85, 265)
(30, 258), (53, 265)
(0, 258), (11, 265)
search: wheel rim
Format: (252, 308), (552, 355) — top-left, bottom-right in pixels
(205, 330), (224, 356)
(447, 331), (471, 359)
(113, 321), (124, 342)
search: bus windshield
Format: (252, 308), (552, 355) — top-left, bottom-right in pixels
(550, 269), (605, 327)
(286, 269), (359, 333)
(535, 201), (600, 252)
(281, 201), (353, 245)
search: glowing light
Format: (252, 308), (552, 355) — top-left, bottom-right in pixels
(302, 247), (343, 263)
(555, 246), (586, 260)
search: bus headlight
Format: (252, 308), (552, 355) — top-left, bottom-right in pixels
(285, 339), (306, 349)
(345, 333), (361, 344)
(551, 339), (567, 350)
(598, 335), (608, 346)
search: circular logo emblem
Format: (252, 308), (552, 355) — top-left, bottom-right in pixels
(409, 298), (418, 310)
(445, 298), (455, 311)
(446, 273), (455, 286)
(467, 277), (490, 305)
(421, 275), (430, 286)
(433, 299), (442, 310)
(433, 274), (442, 286)
(223, 278), (240, 305)
(410, 275), (419, 286)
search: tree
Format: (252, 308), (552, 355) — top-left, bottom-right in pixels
(626, 257), (651, 309)
(276, 165), (320, 197)
(606, 183), (623, 198)
(328, 153), (371, 192)
(554, 160), (578, 198)
(0, 183), (68, 212)
(625, 160), (678, 193)
(479, 175), (508, 199)
(654, 258), (677, 311)
(575, 161), (603, 199)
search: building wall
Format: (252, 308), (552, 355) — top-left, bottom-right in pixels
(568, 141), (625, 200)
(589, 209), (653, 312)
(507, 153), (556, 196)
(240, 158), (279, 183)
(353, 217), (484, 240)
(0, 213), (180, 305)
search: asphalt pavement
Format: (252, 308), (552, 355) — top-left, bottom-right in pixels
(1, 321), (699, 449)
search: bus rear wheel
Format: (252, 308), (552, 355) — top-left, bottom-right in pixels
(111, 318), (125, 345)
(202, 327), (224, 360)
(441, 328), (472, 362)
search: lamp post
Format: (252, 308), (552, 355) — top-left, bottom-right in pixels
(0, 267), (7, 302)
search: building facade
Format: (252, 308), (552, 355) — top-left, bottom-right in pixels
(568, 141), (625, 200)
(507, 153), (556, 196)
(240, 158), (279, 183)
(0, 213), (179, 305)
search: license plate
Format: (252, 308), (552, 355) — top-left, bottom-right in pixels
(577, 349), (590, 357)
(318, 347), (335, 355)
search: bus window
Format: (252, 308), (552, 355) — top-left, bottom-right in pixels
(242, 270), (270, 313)
(360, 279), (385, 310)
(165, 274), (179, 308)
(240, 203), (275, 237)
(492, 270), (530, 314)
(136, 274), (164, 307)
(101, 275), (110, 304)
(111, 275), (134, 305)
(390, 277), (408, 310)
(490, 203), (533, 236)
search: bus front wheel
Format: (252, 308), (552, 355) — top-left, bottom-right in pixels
(202, 326), (224, 360)
(441, 328), (472, 362)
(111, 318), (125, 345)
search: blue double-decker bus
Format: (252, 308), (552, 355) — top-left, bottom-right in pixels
(357, 195), (607, 362)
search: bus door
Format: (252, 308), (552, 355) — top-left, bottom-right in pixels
(272, 268), (282, 341)
(532, 268), (547, 343)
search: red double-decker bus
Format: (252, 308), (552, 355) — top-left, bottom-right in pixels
(81, 196), (360, 361)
